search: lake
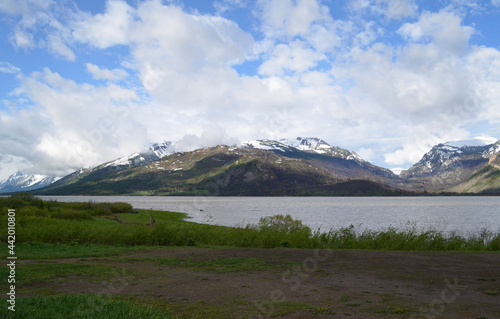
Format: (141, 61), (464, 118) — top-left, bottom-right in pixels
(38, 196), (500, 235)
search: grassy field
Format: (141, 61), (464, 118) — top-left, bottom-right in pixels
(1, 193), (499, 318)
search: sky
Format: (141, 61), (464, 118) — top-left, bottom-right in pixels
(1, 0), (500, 180)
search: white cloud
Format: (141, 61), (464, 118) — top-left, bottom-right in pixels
(307, 23), (343, 52)
(384, 126), (470, 166)
(357, 147), (375, 161)
(72, 0), (133, 48)
(214, 0), (249, 14)
(334, 9), (500, 167)
(383, 0), (418, 19)
(257, 0), (332, 39)
(349, 0), (417, 20)
(1, 68), (146, 176)
(258, 40), (326, 76)
(176, 128), (239, 152)
(0, 62), (20, 74)
(1, 0), (76, 60)
(121, 0), (255, 116)
(2, 0), (500, 180)
(0, 0), (54, 16)
(12, 28), (34, 48)
(47, 34), (75, 61)
(493, 0), (500, 7)
(398, 10), (474, 53)
(86, 63), (129, 81)
(355, 20), (384, 47)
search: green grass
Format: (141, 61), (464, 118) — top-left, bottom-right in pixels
(484, 289), (498, 295)
(0, 242), (160, 259)
(346, 302), (360, 307)
(0, 295), (172, 319)
(139, 298), (315, 319)
(112, 256), (297, 273)
(0, 263), (117, 286)
(373, 306), (409, 314)
(156, 256), (295, 273)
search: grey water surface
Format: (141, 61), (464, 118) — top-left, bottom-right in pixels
(39, 196), (500, 235)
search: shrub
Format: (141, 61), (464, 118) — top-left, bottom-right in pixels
(280, 240), (290, 248)
(257, 214), (311, 236)
(186, 238), (197, 246)
(109, 202), (134, 214)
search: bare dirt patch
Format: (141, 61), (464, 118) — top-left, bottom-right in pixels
(19, 248), (500, 318)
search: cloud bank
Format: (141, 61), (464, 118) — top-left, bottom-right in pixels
(1, 0), (500, 179)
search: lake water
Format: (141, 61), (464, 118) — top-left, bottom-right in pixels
(38, 196), (500, 235)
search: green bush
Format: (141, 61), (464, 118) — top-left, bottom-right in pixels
(109, 202), (134, 214)
(257, 214), (311, 235)
(0, 192), (44, 210)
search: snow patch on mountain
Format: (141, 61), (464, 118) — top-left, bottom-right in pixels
(485, 141), (500, 157)
(100, 141), (174, 170)
(150, 141), (174, 158)
(280, 137), (330, 152)
(104, 153), (145, 168)
(241, 139), (295, 152)
(241, 137), (365, 162)
(0, 171), (60, 193)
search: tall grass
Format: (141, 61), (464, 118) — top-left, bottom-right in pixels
(1, 194), (499, 251)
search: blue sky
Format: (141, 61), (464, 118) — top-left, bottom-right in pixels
(1, 0), (500, 179)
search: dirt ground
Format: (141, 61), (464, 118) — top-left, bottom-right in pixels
(20, 248), (500, 318)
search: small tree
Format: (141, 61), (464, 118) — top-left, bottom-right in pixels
(257, 214), (311, 236)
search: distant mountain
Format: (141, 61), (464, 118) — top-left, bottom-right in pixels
(40, 141), (175, 192)
(36, 138), (409, 196)
(447, 141), (500, 194)
(0, 171), (60, 193)
(243, 137), (362, 161)
(400, 138), (500, 192)
(242, 137), (396, 180)
(32, 136), (500, 196)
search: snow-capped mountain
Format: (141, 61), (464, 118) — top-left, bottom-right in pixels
(37, 142), (406, 196)
(401, 137), (499, 177)
(400, 137), (500, 191)
(0, 171), (60, 193)
(241, 137), (396, 180)
(41, 141), (175, 190)
(101, 141), (174, 170)
(32, 136), (500, 196)
(242, 137), (363, 161)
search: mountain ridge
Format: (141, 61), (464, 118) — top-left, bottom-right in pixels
(0, 171), (60, 193)
(400, 138), (500, 192)
(5, 136), (500, 195)
(34, 140), (409, 196)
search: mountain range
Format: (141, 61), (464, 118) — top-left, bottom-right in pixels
(2, 137), (500, 196)
(0, 172), (60, 193)
(400, 138), (500, 193)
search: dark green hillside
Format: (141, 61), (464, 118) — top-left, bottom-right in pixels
(36, 146), (409, 196)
